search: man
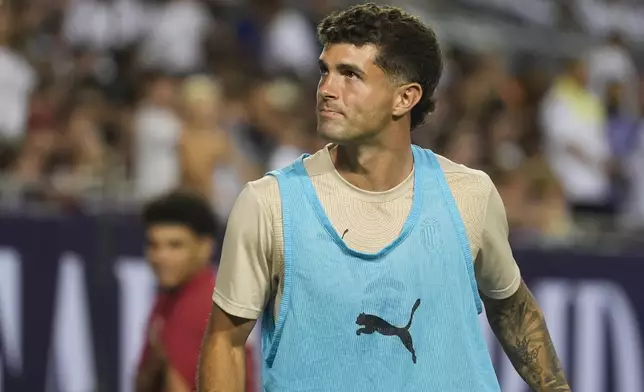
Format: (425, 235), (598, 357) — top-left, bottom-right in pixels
(541, 58), (613, 219)
(136, 191), (217, 392)
(199, 4), (570, 392)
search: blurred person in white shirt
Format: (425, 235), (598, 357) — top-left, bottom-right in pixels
(63, 0), (146, 52)
(540, 59), (614, 218)
(251, 0), (318, 80)
(133, 72), (182, 201)
(573, 0), (644, 41)
(138, 0), (212, 75)
(0, 3), (37, 143)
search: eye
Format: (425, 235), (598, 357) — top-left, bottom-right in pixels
(319, 66), (329, 76)
(345, 71), (359, 80)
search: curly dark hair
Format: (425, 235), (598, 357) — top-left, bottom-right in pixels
(142, 191), (217, 237)
(317, 3), (442, 129)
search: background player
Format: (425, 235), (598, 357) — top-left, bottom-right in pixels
(198, 4), (570, 392)
(136, 191), (217, 392)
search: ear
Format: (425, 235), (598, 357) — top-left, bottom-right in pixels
(392, 83), (423, 117)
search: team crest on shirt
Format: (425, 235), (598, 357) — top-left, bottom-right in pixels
(420, 217), (443, 251)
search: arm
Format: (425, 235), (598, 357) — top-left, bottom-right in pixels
(165, 366), (192, 392)
(482, 282), (570, 391)
(197, 304), (256, 392)
(471, 177), (570, 391)
(136, 343), (197, 392)
(135, 350), (166, 392)
(197, 180), (274, 391)
(135, 317), (167, 392)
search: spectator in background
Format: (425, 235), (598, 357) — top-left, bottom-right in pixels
(133, 72), (182, 201)
(604, 80), (639, 208)
(540, 59), (613, 222)
(0, 2), (37, 144)
(438, 120), (484, 169)
(137, 191), (217, 392)
(1, 0), (641, 246)
(138, 0), (212, 74)
(11, 87), (58, 185)
(620, 79), (644, 231)
(523, 158), (574, 240)
(178, 75), (229, 214)
(572, 0), (644, 41)
(48, 90), (107, 198)
(587, 32), (639, 116)
(250, 0), (319, 79)
(176, 73), (261, 220)
(260, 78), (309, 170)
(492, 160), (573, 242)
(62, 0), (145, 53)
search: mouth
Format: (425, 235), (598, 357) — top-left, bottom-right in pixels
(318, 109), (344, 118)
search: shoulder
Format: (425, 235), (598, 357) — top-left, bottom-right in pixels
(431, 153), (496, 258)
(243, 174), (282, 218)
(249, 145), (330, 203)
(226, 174), (283, 245)
(434, 153), (494, 201)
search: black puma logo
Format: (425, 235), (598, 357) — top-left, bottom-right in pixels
(355, 298), (421, 364)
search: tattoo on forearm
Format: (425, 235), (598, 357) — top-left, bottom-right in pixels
(483, 281), (571, 391)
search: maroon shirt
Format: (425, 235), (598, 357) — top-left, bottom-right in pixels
(139, 267), (215, 391)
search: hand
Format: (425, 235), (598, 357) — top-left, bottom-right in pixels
(135, 317), (167, 392)
(148, 317), (166, 361)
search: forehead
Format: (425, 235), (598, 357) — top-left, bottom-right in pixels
(146, 224), (197, 241)
(320, 43), (382, 72)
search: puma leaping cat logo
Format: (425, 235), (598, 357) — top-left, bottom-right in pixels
(355, 298), (421, 364)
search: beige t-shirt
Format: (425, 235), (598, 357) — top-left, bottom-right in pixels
(213, 146), (521, 320)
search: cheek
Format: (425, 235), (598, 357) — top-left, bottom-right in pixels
(167, 248), (194, 270)
(355, 95), (390, 125)
(149, 248), (191, 271)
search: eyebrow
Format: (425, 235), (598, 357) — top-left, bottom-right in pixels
(318, 59), (366, 78)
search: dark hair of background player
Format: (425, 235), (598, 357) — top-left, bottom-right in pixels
(316, 3), (443, 129)
(142, 191), (217, 237)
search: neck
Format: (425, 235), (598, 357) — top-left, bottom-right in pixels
(166, 263), (209, 293)
(331, 133), (413, 192)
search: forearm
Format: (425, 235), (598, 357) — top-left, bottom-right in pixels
(484, 281), (570, 391)
(197, 335), (247, 392)
(135, 356), (166, 392)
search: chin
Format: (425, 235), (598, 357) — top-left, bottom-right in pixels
(158, 282), (177, 292)
(317, 123), (355, 143)
(156, 274), (181, 291)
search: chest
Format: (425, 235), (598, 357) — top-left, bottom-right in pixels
(283, 211), (471, 319)
(269, 201), (480, 302)
(151, 294), (196, 335)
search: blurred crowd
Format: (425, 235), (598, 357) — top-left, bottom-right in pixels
(0, 0), (643, 243)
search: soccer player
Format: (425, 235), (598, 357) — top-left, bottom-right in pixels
(198, 4), (570, 392)
(136, 191), (217, 392)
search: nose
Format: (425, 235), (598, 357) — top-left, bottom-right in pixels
(318, 74), (339, 101)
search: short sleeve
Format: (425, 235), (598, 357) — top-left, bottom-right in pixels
(212, 182), (273, 319)
(475, 182), (522, 300)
